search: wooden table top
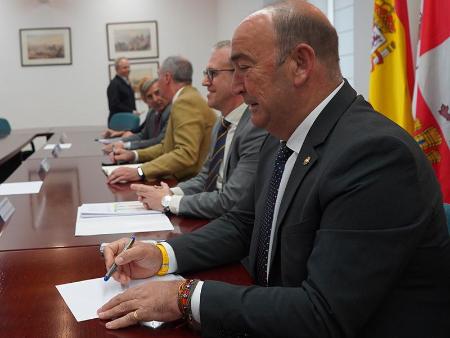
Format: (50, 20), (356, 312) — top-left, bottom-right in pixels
(0, 126), (251, 338)
(0, 246), (252, 338)
(30, 127), (106, 159)
(0, 128), (53, 166)
(1, 157), (207, 251)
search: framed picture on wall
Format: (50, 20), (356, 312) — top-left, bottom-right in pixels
(106, 21), (159, 61)
(109, 61), (159, 100)
(19, 27), (72, 66)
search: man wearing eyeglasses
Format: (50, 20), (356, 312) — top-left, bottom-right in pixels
(107, 56), (216, 183)
(130, 40), (267, 219)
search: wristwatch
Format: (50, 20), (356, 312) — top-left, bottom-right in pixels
(137, 166), (145, 180)
(161, 195), (172, 213)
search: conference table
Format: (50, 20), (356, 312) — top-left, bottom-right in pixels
(0, 128), (53, 182)
(0, 126), (252, 337)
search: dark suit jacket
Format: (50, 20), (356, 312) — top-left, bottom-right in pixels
(176, 108), (267, 219)
(121, 104), (171, 150)
(107, 75), (136, 122)
(168, 81), (450, 338)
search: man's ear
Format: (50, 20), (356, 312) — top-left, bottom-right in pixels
(289, 43), (315, 87)
(163, 72), (171, 84)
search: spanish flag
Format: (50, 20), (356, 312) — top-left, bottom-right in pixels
(413, 0), (450, 203)
(369, 0), (414, 134)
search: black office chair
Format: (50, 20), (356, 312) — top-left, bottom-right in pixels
(444, 203), (450, 234)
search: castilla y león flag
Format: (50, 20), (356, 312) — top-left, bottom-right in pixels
(369, 0), (415, 134)
(413, 0), (450, 203)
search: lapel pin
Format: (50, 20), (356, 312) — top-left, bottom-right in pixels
(303, 156), (311, 166)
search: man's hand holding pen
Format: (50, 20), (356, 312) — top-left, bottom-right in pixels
(109, 147), (134, 164)
(97, 238), (184, 329)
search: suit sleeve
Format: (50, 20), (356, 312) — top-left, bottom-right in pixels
(178, 126), (267, 219)
(179, 135), (438, 338)
(139, 96), (209, 179)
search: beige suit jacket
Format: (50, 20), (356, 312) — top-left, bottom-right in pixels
(138, 85), (216, 181)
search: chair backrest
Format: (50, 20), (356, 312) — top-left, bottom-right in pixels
(108, 113), (140, 132)
(444, 203), (450, 234)
(0, 118), (11, 137)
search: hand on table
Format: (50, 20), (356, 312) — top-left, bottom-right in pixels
(107, 167), (140, 184)
(102, 141), (124, 154)
(108, 147), (134, 163)
(131, 182), (172, 211)
(98, 279), (183, 329)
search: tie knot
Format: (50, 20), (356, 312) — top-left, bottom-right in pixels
(278, 141), (293, 161)
(221, 117), (231, 129)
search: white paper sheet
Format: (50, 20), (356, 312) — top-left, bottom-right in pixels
(79, 201), (161, 218)
(101, 164), (140, 177)
(44, 143), (72, 150)
(0, 181), (43, 195)
(75, 210), (174, 236)
(56, 274), (182, 322)
(96, 137), (122, 144)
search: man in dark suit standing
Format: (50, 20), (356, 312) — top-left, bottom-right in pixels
(98, 1), (450, 337)
(107, 57), (136, 124)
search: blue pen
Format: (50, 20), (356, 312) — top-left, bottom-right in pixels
(104, 235), (136, 281)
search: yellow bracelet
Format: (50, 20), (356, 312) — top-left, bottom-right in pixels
(156, 243), (169, 275)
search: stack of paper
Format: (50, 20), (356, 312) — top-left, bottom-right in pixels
(75, 201), (174, 236)
(79, 201), (160, 218)
(102, 164), (140, 177)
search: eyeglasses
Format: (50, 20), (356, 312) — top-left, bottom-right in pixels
(202, 68), (234, 82)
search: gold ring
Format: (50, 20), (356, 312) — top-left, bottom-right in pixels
(133, 310), (139, 321)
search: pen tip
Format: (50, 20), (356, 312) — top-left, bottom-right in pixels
(104, 276), (109, 282)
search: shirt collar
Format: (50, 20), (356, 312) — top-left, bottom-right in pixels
(224, 103), (247, 126)
(118, 75), (129, 84)
(172, 86), (186, 103)
(287, 80), (344, 154)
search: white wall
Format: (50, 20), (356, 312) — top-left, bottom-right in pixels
(0, 0), (217, 129)
(216, 0), (264, 41)
(0, 0), (422, 130)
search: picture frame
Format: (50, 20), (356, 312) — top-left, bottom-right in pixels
(19, 27), (72, 66)
(106, 21), (159, 61)
(108, 61), (159, 100)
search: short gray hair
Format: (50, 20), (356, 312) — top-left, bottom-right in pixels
(114, 57), (128, 70)
(213, 40), (231, 50)
(139, 77), (159, 97)
(268, 1), (340, 76)
(160, 56), (193, 84)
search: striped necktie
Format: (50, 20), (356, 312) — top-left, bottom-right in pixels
(255, 141), (293, 286)
(204, 118), (231, 192)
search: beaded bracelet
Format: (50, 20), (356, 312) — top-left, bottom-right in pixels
(177, 279), (200, 328)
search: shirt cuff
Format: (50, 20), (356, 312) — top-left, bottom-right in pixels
(132, 150), (139, 163)
(123, 141), (131, 150)
(169, 195), (182, 214)
(170, 187), (184, 196)
(158, 242), (178, 273)
(190, 281), (203, 324)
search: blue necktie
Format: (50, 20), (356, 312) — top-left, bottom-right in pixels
(204, 118), (231, 192)
(256, 141), (293, 286)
